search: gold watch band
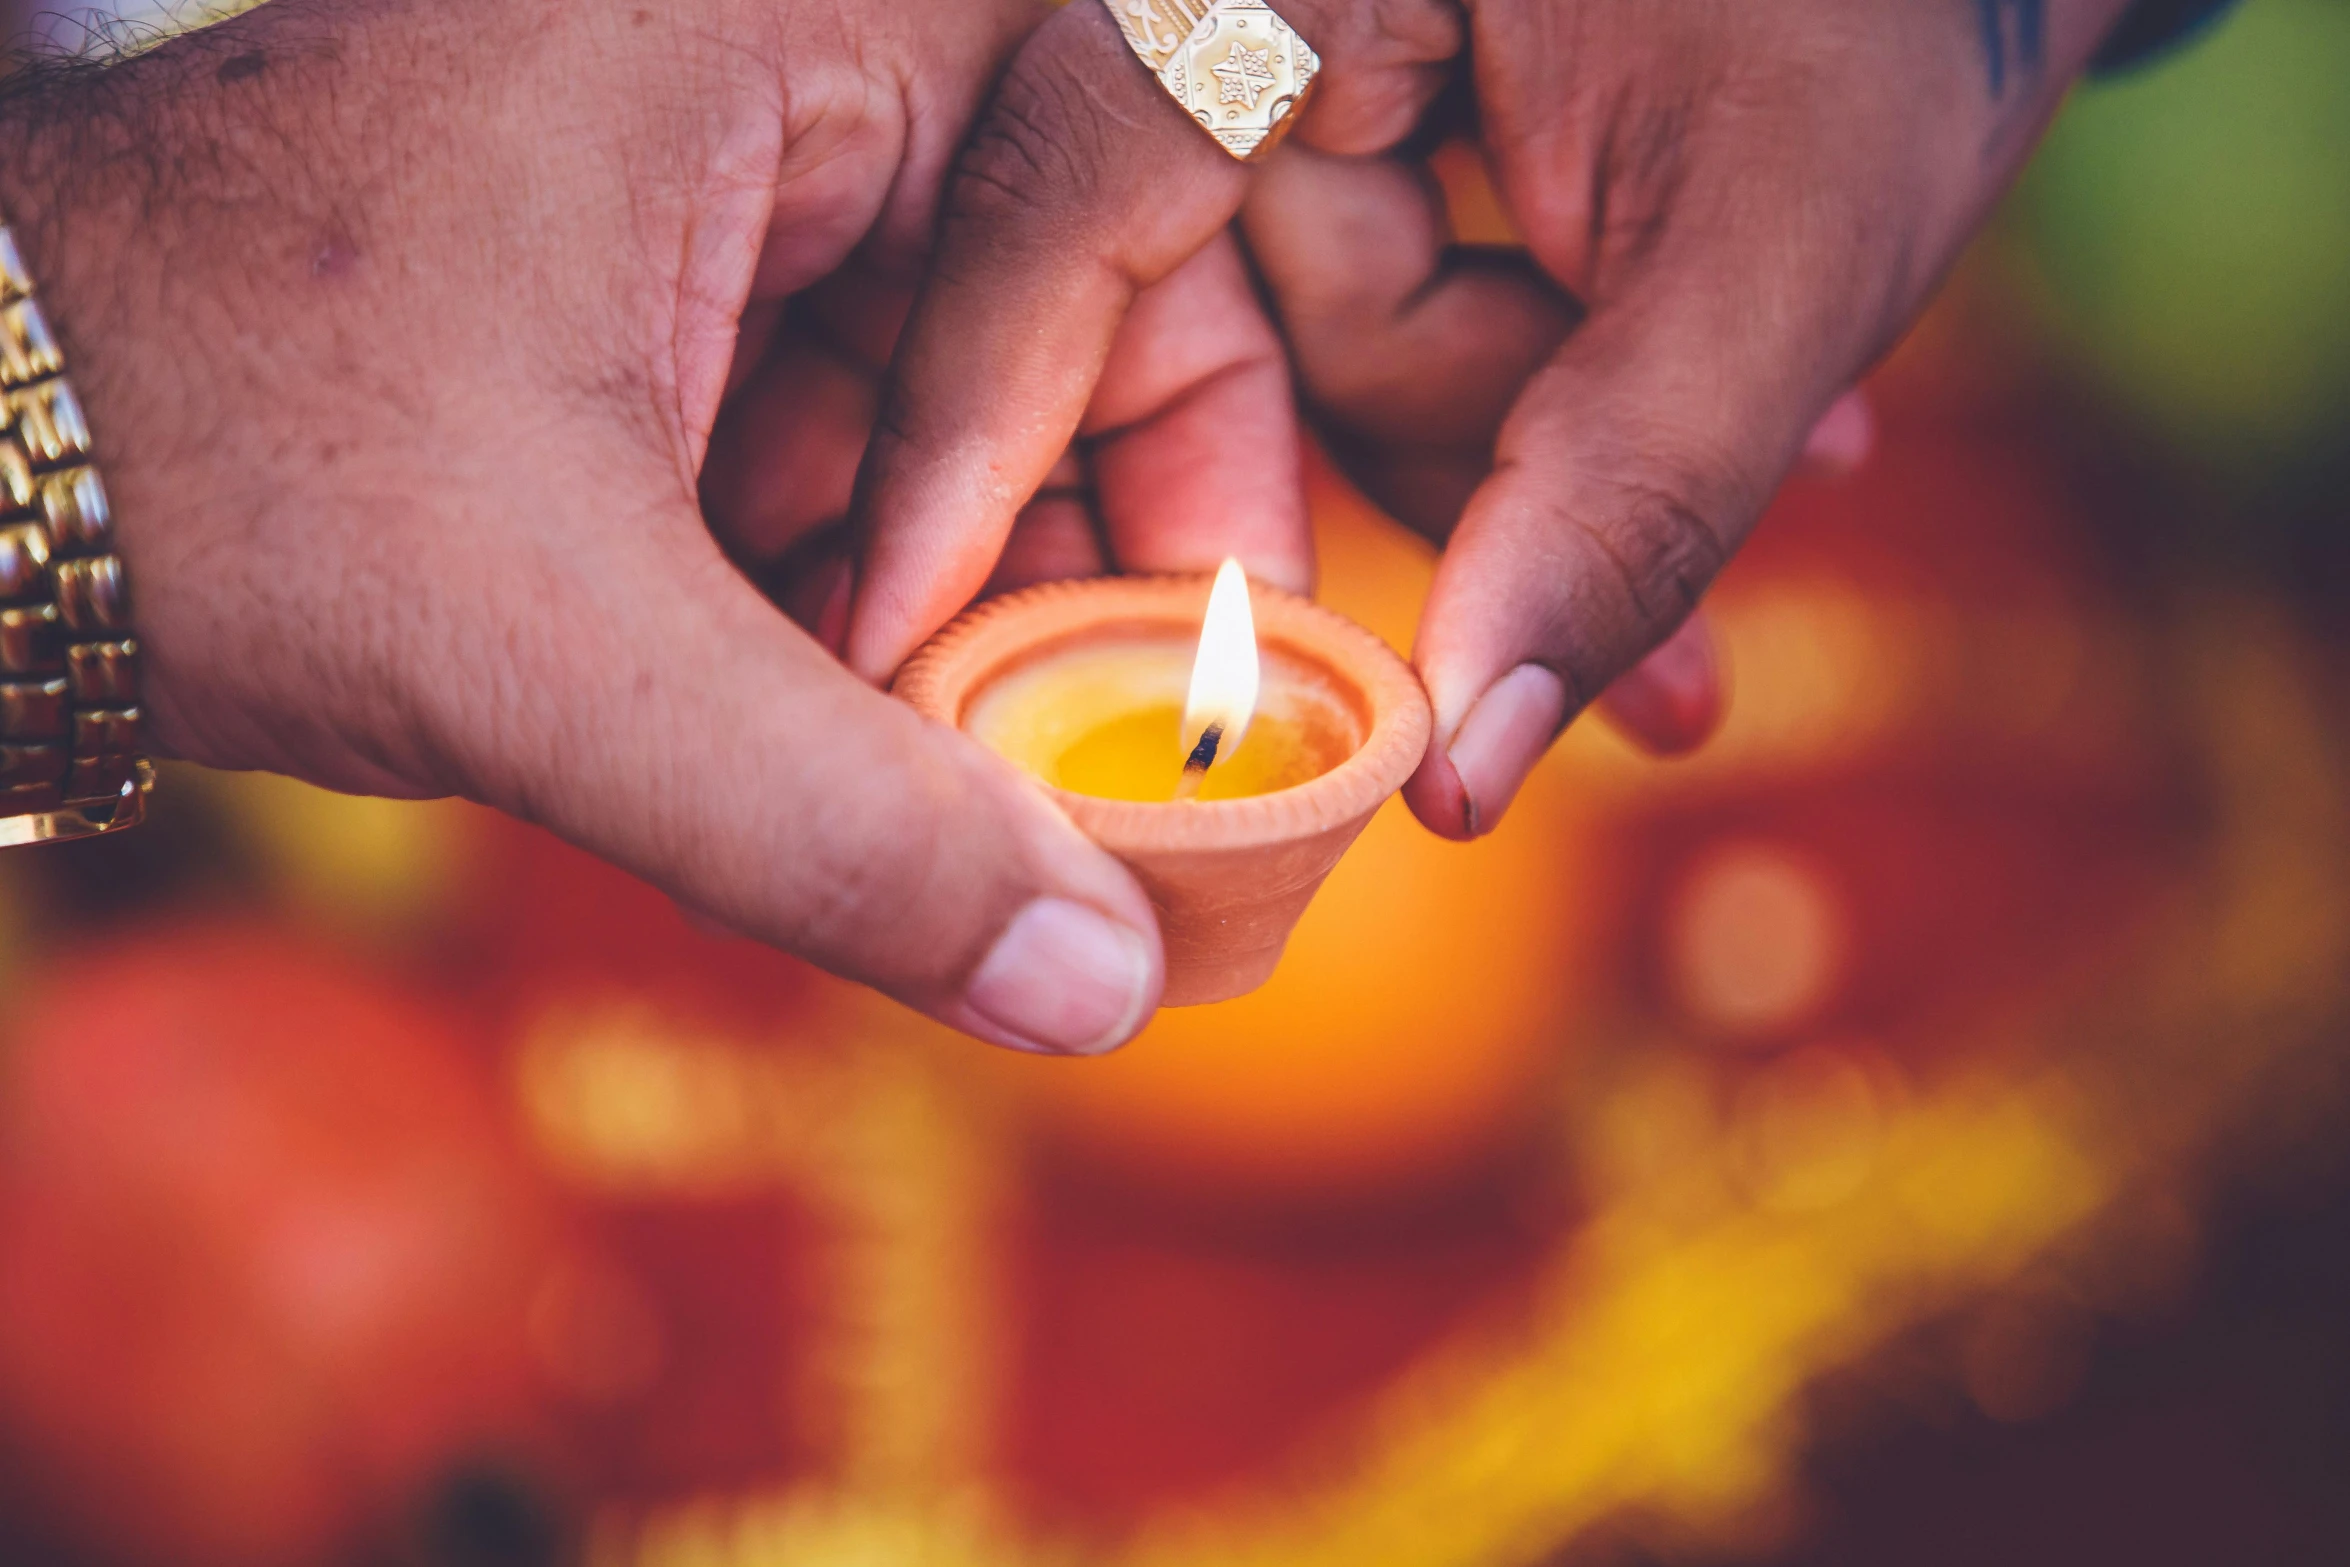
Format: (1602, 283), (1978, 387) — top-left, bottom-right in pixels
(0, 218), (151, 847)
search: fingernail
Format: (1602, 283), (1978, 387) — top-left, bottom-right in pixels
(1801, 390), (1874, 476)
(1447, 663), (1569, 837)
(965, 898), (1154, 1056)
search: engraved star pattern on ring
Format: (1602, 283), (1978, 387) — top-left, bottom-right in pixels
(1212, 41), (1276, 108)
(1102, 0), (1322, 161)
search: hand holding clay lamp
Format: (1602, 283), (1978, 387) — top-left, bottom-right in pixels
(895, 561), (1431, 1005)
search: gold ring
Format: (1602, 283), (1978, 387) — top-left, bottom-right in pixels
(1103, 0), (1322, 162)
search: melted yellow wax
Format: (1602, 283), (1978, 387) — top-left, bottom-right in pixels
(1052, 702), (1329, 802)
(963, 640), (1355, 803)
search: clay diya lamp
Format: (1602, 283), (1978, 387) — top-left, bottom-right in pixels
(895, 562), (1431, 1006)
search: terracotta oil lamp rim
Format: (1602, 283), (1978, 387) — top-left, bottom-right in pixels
(893, 573), (1432, 854)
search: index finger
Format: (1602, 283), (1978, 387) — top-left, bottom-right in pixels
(842, 0), (1464, 683)
(841, 0), (1250, 682)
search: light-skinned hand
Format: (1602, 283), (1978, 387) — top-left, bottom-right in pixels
(0, 0), (1286, 1055)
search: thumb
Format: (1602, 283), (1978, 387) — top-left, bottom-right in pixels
(1406, 285), (1826, 838)
(464, 507), (1163, 1055)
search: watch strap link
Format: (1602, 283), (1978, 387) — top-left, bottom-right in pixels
(0, 221), (151, 847)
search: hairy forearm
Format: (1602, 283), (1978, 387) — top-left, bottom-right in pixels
(0, 11), (391, 505)
(0, 6), (544, 789)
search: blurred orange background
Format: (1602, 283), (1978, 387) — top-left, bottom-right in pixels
(5, 3), (2350, 1565)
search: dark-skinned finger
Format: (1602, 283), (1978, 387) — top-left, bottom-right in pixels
(1402, 276), (1830, 840)
(844, 0), (1464, 684)
(842, 1), (1250, 683)
(1799, 387), (1874, 475)
(1244, 143), (1575, 448)
(1595, 610), (1723, 755)
(1241, 142), (1577, 537)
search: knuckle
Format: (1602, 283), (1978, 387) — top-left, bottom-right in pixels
(1312, 0), (1460, 67)
(770, 726), (991, 988)
(946, 48), (1108, 238)
(1494, 87), (1698, 283)
(1362, 0), (1464, 63)
(1547, 478), (1729, 704)
(787, 796), (945, 960)
(1301, 0), (1461, 148)
(1609, 480), (1728, 623)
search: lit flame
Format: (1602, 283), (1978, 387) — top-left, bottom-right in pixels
(1182, 558), (1259, 765)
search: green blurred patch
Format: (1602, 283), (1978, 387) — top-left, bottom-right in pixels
(2011, 0), (2350, 475)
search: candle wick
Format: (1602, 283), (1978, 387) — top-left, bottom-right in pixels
(1173, 721), (1225, 802)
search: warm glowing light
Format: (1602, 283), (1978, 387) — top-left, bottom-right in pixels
(1668, 839), (1847, 1037)
(1182, 558), (1260, 765)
